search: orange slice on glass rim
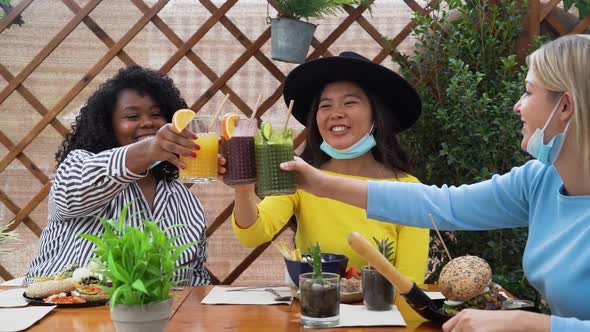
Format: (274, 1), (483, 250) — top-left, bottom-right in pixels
(221, 113), (240, 141)
(172, 109), (196, 133)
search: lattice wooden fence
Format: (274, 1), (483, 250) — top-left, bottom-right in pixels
(526, 0), (590, 38)
(0, 0), (587, 284)
(516, 0), (589, 59)
(0, 0), (434, 283)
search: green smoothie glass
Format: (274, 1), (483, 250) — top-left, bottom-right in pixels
(255, 122), (296, 197)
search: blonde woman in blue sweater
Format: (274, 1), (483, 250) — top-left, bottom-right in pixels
(280, 35), (590, 332)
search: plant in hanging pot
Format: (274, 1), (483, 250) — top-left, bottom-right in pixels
(298, 242), (340, 328)
(361, 237), (395, 311)
(80, 202), (194, 332)
(270, 0), (373, 64)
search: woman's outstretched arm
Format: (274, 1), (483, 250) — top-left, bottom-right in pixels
(280, 157), (368, 208)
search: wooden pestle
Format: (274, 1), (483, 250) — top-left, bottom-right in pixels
(347, 232), (414, 294)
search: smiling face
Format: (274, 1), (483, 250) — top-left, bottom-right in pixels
(316, 81), (373, 150)
(513, 71), (564, 151)
(112, 89), (167, 146)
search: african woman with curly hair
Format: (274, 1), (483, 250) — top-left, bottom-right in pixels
(26, 66), (210, 285)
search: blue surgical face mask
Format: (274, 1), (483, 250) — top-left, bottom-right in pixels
(525, 96), (571, 165)
(320, 124), (377, 160)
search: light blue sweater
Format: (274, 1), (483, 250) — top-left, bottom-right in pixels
(367, 160), (590, 331)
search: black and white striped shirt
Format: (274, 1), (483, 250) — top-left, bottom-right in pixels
(26, 146), (210, 286)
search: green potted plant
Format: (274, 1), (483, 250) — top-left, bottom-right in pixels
(80, 202), (193, 332)
(298, 242), (340, 328)
(270, 0), (372, 63)
(361, 237), (395, 311)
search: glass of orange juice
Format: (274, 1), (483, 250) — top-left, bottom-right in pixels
(179, 116), (219, 183)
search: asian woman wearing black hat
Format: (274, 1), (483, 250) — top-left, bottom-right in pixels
(220, 52), (429, 283)
(279, 36), (590, 331)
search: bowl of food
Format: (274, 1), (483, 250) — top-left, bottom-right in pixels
(285, 253), (348, 287)
(340, 266), (363, 303)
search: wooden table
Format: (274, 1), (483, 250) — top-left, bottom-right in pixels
(172, 285), (442, 332)
(1, 285), (442, 331)
(0, 286), (192, 331)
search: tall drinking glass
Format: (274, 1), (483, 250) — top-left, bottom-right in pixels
(222, 118), (257, 185)
(179, 117), (219, 183)
(254, 127), (296, 197)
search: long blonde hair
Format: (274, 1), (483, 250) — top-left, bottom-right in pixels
(527, 34), (590, 176)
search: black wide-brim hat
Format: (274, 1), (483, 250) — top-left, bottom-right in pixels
(283, 51), (421, 131)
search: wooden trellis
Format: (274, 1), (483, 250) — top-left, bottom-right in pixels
(526, 0), (590, 38)
(0, 0), (430, 283)
(0, 0), (588, 283)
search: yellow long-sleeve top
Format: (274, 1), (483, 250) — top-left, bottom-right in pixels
(232, 171), (430, 283)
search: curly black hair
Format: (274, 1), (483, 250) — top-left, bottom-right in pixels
(55, 65), (188, 182)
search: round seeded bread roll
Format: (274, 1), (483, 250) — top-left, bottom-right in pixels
(25, 279), (77, 298)
(438, 255), (492, 301)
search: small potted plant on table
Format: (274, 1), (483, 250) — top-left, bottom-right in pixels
(362, 237), (395, 310)
(299, 242), (340, 328)
(80, 202), (193, 332)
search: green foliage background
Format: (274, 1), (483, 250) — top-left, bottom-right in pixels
(393, 0), (547, 309)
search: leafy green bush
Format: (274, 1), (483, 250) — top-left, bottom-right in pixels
(392, 0), (547, 310)
(80, 202), (193, 309)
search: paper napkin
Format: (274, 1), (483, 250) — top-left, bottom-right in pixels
(335, 304), (406, 327)
(0, 306), (55, 331)
(201, 286), (293, 305)
(0, 288), (28, 308)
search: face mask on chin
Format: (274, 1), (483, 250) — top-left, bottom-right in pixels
(320, 124), (377, 160)
(525, 95), (571, 165)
